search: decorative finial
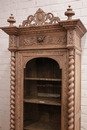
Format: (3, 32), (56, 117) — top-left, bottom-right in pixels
(65, 6), (75, 20)
(7, 14), (16, 26)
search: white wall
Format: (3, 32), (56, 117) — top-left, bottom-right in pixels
(0, 0), (87, 130)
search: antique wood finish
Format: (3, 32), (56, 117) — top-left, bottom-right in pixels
(10, 51), (16, 130)
(0, 6), (86, 130)
(68, 49), (75, 130)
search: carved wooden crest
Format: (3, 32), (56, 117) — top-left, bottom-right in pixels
(20, 8), (60, 27)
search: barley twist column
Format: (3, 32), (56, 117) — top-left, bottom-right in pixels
(10, 52), (15, 130)
(68, 49), (74, 130)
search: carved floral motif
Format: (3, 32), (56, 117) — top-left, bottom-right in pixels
(67, 30), (75, 45)
(20, 8), (60, 27)
(19, 35), (66, 46)
(9, 35), (17, 47)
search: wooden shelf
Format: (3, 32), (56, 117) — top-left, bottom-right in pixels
(24, 121), (60, 130)
(24, 77), (62, 81)
(37, 84), (61, 87)
(24, 97), (61, 106)
(38, 93), (60, 98)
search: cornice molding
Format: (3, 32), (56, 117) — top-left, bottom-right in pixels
(1, 19), (86, 37)
(59, 19), (86, 37)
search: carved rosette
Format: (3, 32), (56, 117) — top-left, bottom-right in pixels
(68, 49), (74, 130)
(10, 52), (15, 130)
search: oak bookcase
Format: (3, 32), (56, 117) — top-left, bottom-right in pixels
(1, 6), (86, 130)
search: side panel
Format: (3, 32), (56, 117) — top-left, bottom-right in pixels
(74, 49), (81, 130)
(15, 52), (24, 130)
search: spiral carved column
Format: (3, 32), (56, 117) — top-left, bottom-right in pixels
(68, 49), (74, 130)
(10, 52), (16, 130)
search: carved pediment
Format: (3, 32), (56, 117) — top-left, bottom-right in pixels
(20, 8), (60, 27)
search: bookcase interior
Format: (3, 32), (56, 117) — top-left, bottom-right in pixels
(24, 57), (62, 130)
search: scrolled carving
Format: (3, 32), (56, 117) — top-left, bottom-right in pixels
(19, 34), (66, 46)
(10, 52), (15, 130)
(20, 8), (60, 27)
(68, 49), (74, 130)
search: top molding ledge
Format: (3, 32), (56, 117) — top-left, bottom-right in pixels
(0, 6), (86, 37)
